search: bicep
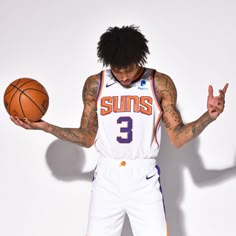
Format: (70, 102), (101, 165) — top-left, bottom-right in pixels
(157, 74), (184, 135)
(80, 75), (100, 142)
(162, 103), (183, 133)
(80, 100), (98, 137)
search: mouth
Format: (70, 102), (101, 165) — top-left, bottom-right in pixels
(121, 80), (132, 87)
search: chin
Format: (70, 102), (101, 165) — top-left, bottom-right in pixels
(121, 82), (132, 87)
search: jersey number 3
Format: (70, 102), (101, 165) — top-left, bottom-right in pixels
(117, 116), (133, 143)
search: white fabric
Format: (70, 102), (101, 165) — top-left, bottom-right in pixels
(95, 68), (162, 160)
(87, 159), (168, 236)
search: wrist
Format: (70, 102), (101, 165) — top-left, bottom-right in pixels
(206, 111), (216, 122)
(43, 122), (53, 133)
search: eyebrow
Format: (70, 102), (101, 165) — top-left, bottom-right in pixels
(112, 65), (136, 72)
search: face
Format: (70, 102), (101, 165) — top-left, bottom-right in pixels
(111, 64), (141, 87)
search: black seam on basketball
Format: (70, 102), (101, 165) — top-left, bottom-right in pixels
(7, 85), (21, 114)
(15, 79), (37, 90)
(4, 85), (16, 95)
(7, 79), (37, 113)
(19, 89), (48, 116)
(19, 93), (26, 118)
(22, 88), (48, 96)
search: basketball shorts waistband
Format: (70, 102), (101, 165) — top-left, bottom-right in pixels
(96, 158), (157, 170)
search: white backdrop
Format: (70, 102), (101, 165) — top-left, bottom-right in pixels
(0, 0), (235, 236)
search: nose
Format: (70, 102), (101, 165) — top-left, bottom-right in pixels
(120, 72), (128, 81)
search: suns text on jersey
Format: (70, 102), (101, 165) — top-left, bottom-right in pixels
(100, 95), (153, 116)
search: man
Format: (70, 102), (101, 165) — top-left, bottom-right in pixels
(11, 25), (228, 236)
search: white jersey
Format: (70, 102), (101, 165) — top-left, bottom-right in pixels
(95, 68), (163, 160)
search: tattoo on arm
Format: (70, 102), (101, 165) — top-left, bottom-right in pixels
(191, 112), (213, 136)
(161, 89), (213, 144)
(49, 126), (89, 146)
(166, 108), (213, 145)
(156, 72), (214, 147)
(81, 75), (99, 136)
(162, 104), (183, 130)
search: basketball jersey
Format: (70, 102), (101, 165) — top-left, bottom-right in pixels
(95, 68), (163, 160)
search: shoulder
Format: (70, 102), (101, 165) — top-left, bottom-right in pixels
(82, 72), (101, 101)
(153, 70), (177, 101)
(153, 71), (175, 88)
(84, 73), (101, 87)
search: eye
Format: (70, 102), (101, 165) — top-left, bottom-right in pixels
(114, 70), (122, 74)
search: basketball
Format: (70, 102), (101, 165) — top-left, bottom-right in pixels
(4, 78), (49, 121)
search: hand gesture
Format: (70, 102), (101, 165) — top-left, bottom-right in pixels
(207, 83), (229, 120)
(10, 116), (48, 131)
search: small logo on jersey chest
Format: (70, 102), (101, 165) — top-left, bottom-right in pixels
(106, 81), (116, 87)
(138, 79), (148, 90)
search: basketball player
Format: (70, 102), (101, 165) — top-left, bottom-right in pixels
(11, 25), (228, 236)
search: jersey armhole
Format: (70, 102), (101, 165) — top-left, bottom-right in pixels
(151, 69), (162, 111)
(96, 70), (105, 102)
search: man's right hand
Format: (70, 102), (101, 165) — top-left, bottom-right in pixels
(10, 116), (48, 131)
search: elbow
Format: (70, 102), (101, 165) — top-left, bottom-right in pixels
(81, 138), (95, 148)
(170, 139), (185, 149)
(174, 143), (184, 149)
(82, 141), (94, 148)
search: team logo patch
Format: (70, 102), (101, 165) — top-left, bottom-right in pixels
(138, 79), (148, 90)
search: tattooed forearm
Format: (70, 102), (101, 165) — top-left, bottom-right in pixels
(45, 116), (97, 148)
(191, 112), (214, 136)
(162, 103), (214, 147)
(48, 126), (89, 147)
(156, 72), (215, 147)
(172, 111), (214, 147)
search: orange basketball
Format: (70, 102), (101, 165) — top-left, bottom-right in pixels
(4, 78), (49, 121)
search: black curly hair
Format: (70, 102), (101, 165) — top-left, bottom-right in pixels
(97, 25), (149, 69)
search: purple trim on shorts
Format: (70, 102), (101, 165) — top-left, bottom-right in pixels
(155, 164), (167, 217)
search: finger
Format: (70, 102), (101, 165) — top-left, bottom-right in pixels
(10, 116), (22, 124)
(15, 117), (28, 126)
(22, 117), (35, 128)
(208, 85), (214, 98)
(222, 83), (229, 94)
(23, 117), (31, 124)
(10, 116), (18, 124)
(10, 116), (31, 129)
(218, 89), (225, 99)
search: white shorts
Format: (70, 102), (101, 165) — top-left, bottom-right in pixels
(87, 159), (169, 236)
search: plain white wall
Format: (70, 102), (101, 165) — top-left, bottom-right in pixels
(0, 0), (235, 236)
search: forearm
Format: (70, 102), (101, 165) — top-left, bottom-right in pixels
(158, 73), (228, 148)
(173, 111), (214, 148)
(45, 123), (95, 148)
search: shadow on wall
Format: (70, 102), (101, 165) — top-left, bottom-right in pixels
(45, 130), (236, 236)
(46, 139), (93, 181)
(158, 125), (236, 236)
(45, 139), (135, 235)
